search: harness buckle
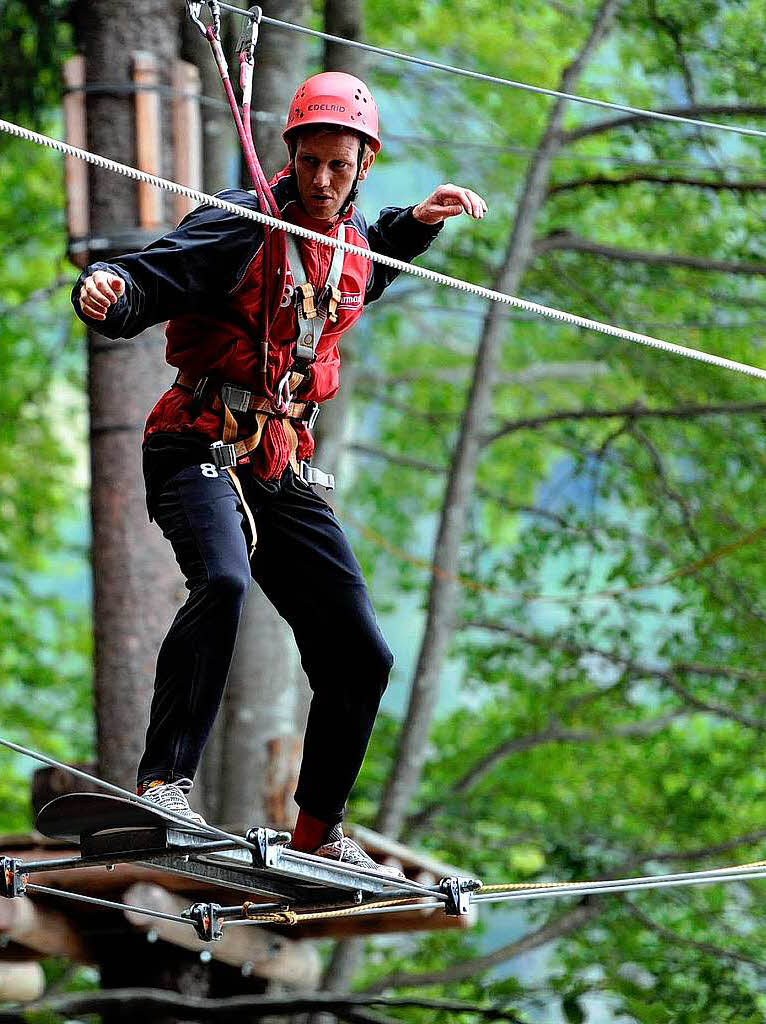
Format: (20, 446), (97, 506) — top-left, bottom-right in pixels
(221, 383), (252, 414)
(324, 284), (342, 323)
(209, 441), (238, 469)
(299, 461), (335, 490)
(295, 283), (317, 321)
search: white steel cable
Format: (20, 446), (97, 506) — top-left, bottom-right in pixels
(213, 2), (766, 144)
(3, 117), (765, 384)
(0, 735), (257, 853)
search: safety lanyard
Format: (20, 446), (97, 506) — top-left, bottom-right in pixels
(187, 2), (284, 402)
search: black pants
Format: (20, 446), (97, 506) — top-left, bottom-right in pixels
(138, 456), (393, 824)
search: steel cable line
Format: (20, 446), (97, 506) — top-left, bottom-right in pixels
(5, 735), (766, 924)
(213, 1), (766, 143)
(2, 117), (766, 384)
(0, 736), (257, 854)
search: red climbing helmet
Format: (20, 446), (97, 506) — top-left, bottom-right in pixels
(283, 72), (381, 154)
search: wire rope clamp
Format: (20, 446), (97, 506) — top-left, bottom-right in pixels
(1, 858), (28, 899)
(246, 827), (292, 869)
(183, 901), (223, 942)
(440, 875), (482, 916)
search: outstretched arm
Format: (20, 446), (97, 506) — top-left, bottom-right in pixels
(365, 183), (487, 303)
(71, 190), (265, 339)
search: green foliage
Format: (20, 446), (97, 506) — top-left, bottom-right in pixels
(0, 126), (92, 833)
(0, 1), (73, 127)
(348, 0), (766, 1019)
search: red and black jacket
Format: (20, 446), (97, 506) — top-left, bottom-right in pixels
(72, 168), (442, 481)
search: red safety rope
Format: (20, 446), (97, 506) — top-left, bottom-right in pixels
(190, 2), (284, 402)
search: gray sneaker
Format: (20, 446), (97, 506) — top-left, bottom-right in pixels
(140, 778), (208, 829)
(313, 825), (406, 880)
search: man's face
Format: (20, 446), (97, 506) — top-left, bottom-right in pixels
(294, 129), (372, 221)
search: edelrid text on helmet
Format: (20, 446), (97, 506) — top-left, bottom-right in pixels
(283, 72), (381, 154)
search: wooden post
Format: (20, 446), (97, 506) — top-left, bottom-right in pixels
(63, 55), (89, 268)
(0, 963), (45, 1002)
(172, 60), (202, 224)
(132, 51), (162, 230)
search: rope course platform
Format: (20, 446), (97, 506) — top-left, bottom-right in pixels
(4, 739), (766, 943)
(0, 793), (479, 942)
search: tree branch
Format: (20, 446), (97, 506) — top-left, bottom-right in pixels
(623, 899), (766, 972)
(548, 173), (766, 195)
(484, 401), (766, 446)
(471, 621), (766, 730)
(534, 232), (766, 275)
(560, 104), (766, 143)
(406, 712), (682, 837)
(362, 901), (601, 993)
(0, 990), (528, 1024)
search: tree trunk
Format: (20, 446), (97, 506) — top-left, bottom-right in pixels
(77, 0), (217, 1018)
(79, 0), (184, 792)
(376, 0), (625, 840)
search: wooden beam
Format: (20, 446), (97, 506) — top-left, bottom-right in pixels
(0, 963), (45, 1002)
(62, 55), (89, 268)
(172, 60), (202, 223)
(0, 896), (90, 960)
(132, 51), (162, 229)
(123, 883), (321, 986)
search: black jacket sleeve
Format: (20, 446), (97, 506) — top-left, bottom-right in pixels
(359, 206), (443, 304)
(70, 189), (264, 339)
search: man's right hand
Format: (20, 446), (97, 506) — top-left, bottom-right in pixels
(78, 270), (126, 321)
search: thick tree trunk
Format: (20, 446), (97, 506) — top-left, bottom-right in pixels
(376, 0), (625, 840)
(77, 0), (220, 1017)
(80, 0), (184, 792)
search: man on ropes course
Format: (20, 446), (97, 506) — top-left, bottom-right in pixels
(72, 71), (486, 875)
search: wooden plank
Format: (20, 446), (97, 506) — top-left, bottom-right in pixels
(0, 895), (90, 960)
(62, 55), (89, 268)
(124, 883), (321, 986)
(0, 962), (45, 1002)
(132, 51), (162, 229)
(172, 61), (202, 223)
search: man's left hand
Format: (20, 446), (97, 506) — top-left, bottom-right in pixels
(412, 184), (487, 224)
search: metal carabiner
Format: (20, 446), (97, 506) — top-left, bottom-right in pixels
(237, 6), (262, 63)
(186, 1), (221, 40)
(273, 371), (292, 415)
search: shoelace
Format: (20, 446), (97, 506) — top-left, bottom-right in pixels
(144, 779), (197, 815)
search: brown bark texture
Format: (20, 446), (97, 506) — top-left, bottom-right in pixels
(375, 0), (626, 840)
(81, 0), (184, 792)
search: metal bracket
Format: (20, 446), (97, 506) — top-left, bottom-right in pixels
(1, 858), (28, 899)
(246, 827), (292, 870)
(440, 876), (482, 916)
(221, 383), (252, 414)
(237, 5), (262, 60)
(183, 901), (223, 942)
